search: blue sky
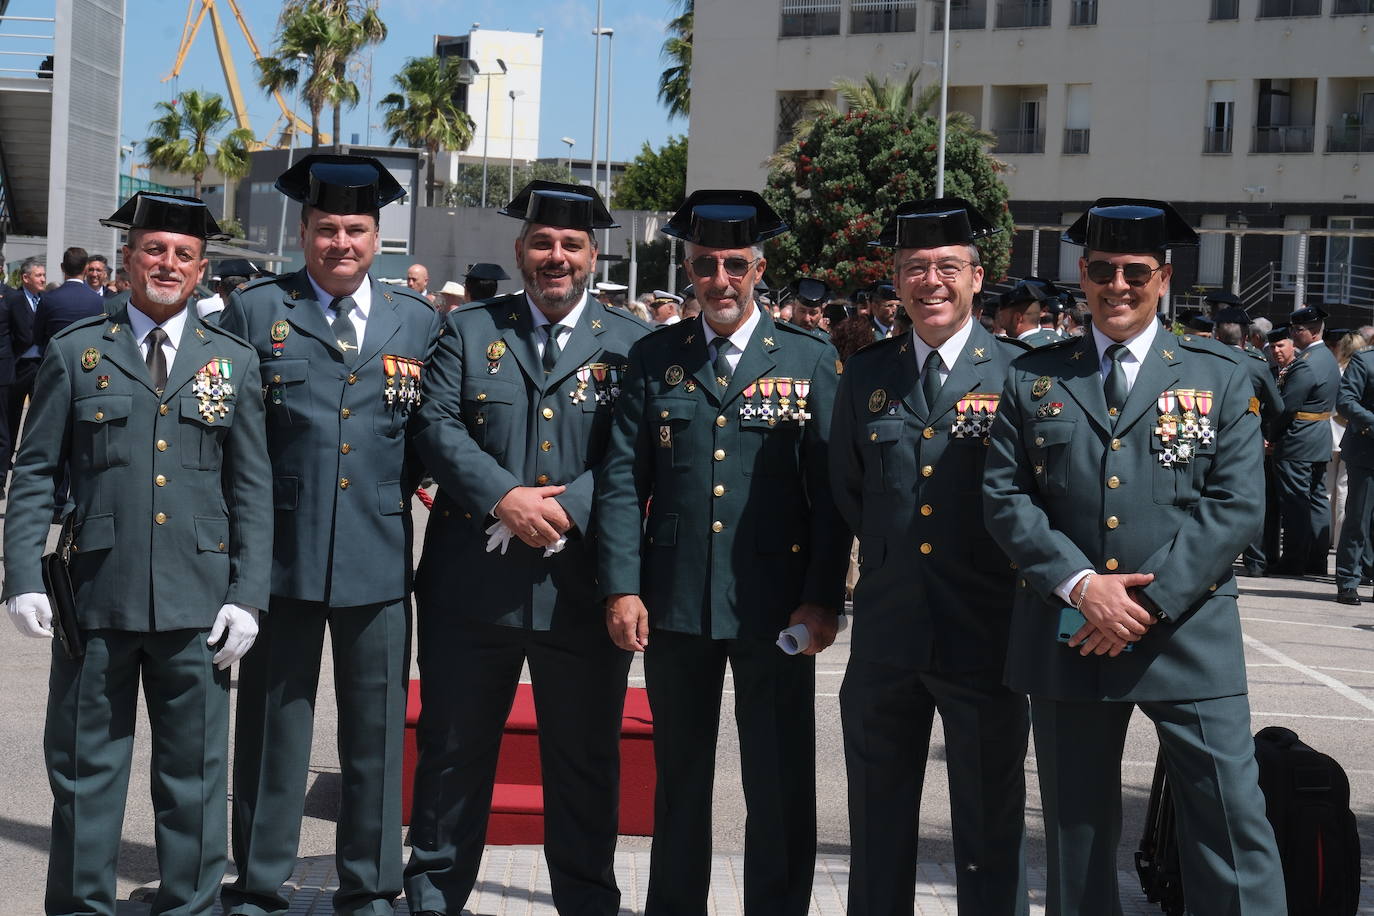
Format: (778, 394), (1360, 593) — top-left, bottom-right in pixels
(104, 0), (681, 165)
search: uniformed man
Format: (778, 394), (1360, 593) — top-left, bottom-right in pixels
(994, 276), (1063, 347)
(597, 190), (850, 916)
(464, 262), (509, 302)
(221, 155), (442, 916)
(829, 198), (1030, 915)
(790, 277), (828, 332)
(4, 192), (271, 915)
(1334, 341), (1374, 603)
(403, 181), (649, 915)
(647, 289), (684, 326)
(870, 283), (900, 340)
(1270, 307), (1340, 576)
(984, 199), (1285, 914)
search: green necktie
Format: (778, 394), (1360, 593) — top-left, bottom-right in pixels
(712, 339), (732, 390)
(1104, 343), (1128, 420)
(329, 296), (359, 366)
(922, 350), (943, 411)
(145, 327), (168, 392)
(543, 323), (564, 374)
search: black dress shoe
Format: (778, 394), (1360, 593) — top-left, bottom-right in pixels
(1336, 588), (1361, 605)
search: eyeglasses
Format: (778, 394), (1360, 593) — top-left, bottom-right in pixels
(898, 258), (972, 280)
(689, 255), (759, 279)
(1084, 261), (1164, 287)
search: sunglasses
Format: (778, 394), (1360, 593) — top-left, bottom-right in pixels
(688, 255), (759, 279)
(1084, 261), (1164, 287)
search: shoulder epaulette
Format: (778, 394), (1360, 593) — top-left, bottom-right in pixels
(49, 313), (110, 341)
(1177, 333), (1243, 364)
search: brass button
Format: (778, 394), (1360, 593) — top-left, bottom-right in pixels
(1106, 557), (1119, 571)
(920, 504), (933, 516)
(1111, 438), (1121, 451)
(714, 449), (726, 461)
(543, 407), (555, 419)
(1035, 436), (1045, 446)
(154, 512), (167, 525)
(441, 510), (450, 517)
(870, 432), (879, 442)
(716, 415), (728, 427)
(791, 544), (801, 553)
(94, 410), (104, 420)
(1107, 476), (1120, 489)
(159, 404), (169, 416)
(660, 409), (670, 419)
(477, 392), (488, 401)
(464, 512), (473, 519)
(1108, 407), (1119, 417)
(339, 477), (350, 489)
(919, 542), (933, 555)
(921, 465), (933, 477)
(713, 484), (725, 497)
(341, 408), (351, 418)
(536, 474), (550, 485)
(922, 427), (934, 439)
(540, 440), (552, 452)
(218, 541), (226, 551)
(1106, 516), (1119, 529)
(711, 521), (724, 533)
(1209, 583), (1218, 592)
(1020, 578), (1027, 588)
(156, 439), (168, 451)
(273, 374), (282, 383)
(348, 374), (358, 385)
(768, 418), (777, 426)
(154, 474), (167, 487)
(340, 443), (351, 454)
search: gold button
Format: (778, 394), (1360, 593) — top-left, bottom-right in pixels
(441, 510), (450, 517)
(156, 439), (168, 451)
(155, 475), (167, 487)
(920, 504), (933, 516)
(1106, 516), (1119, 529)
(791, 544), (801, 553)
(536, 474), (550, 485)
(1111, 438), (1121, 451)
(340, 443), (351, 454)
(348, 374), (358, 385)
(159, 404), (169, 416)
(1210, 583), (1218, 592)
(543, 407), (555, 419)
(218, 541), (226, 550)
(464, 512), (473, 519)
(713, 484), (725, 497)
(1109, 407), (1120, 417)
(660, 409), (670, 419)
(273, 374), (282, 383)
(341, 408), (351, 418)
(477, 393), (488, 401)
(1107, 476), (1120, 488)
(339, 477), (350, 489)
(919, 542), (933, 555)
(921, 465), (933, 477)
(94, 410), (104, 420)
(716, 415), (727, 427)
(541, 440), (552, 452)
(154, 512), (167, 524)
(1035, 436), (1045, 446)
(711, 521), (724, 533)
(1106, 557), (1119, 571)
(768, 418), (777, 426)
(1020, 578), (1027, 588)
(922, 427), (934, 439)
(714, 449), (726, 461)
(870, 432), (879, 442)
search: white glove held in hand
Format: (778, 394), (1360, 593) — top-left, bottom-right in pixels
(485, 520), (567, 557)
(8, 592), (54, 638)
(208, 603), (259, 670)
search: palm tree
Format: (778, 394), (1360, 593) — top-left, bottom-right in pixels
(380, 56), (476, 206)
(658, 0), (692, 120)
(143, 89), (253, 200)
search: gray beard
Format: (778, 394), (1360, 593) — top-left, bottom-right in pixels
(143, 282), (184, 307)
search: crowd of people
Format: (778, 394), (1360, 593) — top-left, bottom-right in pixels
(1, 156), (1338, 916)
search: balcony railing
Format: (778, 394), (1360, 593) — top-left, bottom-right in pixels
(0, 12), (57, 78)
(1253, 124), (1315, 153)
(932, 1), (987, 28)
(1327, 124), (1374, 153)
(1257, 0), (1320, 16)
(780, 0), (841, 36)
(1203, 126), (1233, 153)
(995, 0), (1050, 28)
(1063, 128), (1090, 154)
(851, 0), (917, 32)
(994, 127), (1045, 153)
(1069, 0), (1097, 25)
(1334, 0), (1374, 12)
(1210, 0), (1240, 18)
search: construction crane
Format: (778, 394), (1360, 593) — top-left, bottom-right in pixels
(164, 0), (329, 149)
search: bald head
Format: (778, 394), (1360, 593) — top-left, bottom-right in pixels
(406, 263), (430, 294)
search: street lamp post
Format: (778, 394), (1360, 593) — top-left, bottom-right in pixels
(276, 51), (309, 260)
(935, 0), (951, 198)
(560, 136), (575, 175)
(508, 89), (525, 197)
(479, 58), (508, 207)
(590, 0), (603, 194)
(594, 26), (615, 281)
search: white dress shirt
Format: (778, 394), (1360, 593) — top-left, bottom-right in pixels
(127, 302), (189, 379)
(701, 304), (762, 373)
(307, 273), (372, 348)
(527, 291), (588, 359)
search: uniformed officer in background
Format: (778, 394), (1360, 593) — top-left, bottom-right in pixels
(829, 198), (1030, 915)
(994, 276), (1064, 348)
(984, 199), (1284, 914)
(402, 181), (649, 915)
(4, 192), (271, 916)
(221, 155), (442, 916)
(597, 190), (850, 916)
(790, 277), (828, 332)
(1333, 340), (1374, 604)
(464, 262), (510, 303)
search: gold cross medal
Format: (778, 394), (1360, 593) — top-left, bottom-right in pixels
(382, 354), (399, 406)
(571, 365), (591, 403)
(776, 377), (793, 422)
(740, 382), (757, 420)
(794, 379), (811, 425)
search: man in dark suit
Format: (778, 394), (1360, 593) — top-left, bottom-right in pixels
(33, 247), (105, 355)
(221, 155), (443, 916)
(4, 191), (271, 916)
(4, 256), (46, 481)
(597, 191), (851, 916)
(1334, 343), (1374, 603)
(830, 199), (1030, 916)
(984, 199), (1284, 914)
(403, 181), (649, 916)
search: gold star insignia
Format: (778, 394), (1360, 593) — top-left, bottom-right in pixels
(1162, 349), (1175, 360)
(508, 313), (519, 321)
(195, 328), (205, 339)
(1070, 350), (1084, 360)
(973, 347), (986, 358)
(684, 334), (695, 344)
(763, 337), (774, 346)
(899, 342), (909, 353)
(591, 319), (603, 329)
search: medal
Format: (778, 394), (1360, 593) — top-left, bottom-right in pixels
(741, 382), (757, 420)
(665, 365), (685, 387)
(271, 320), (290, 342)
(383, 354), (398, 406)
(868, 388), (887, 414)
(794, 379), (811, 424)
(81, 348), (100, 370)
(759, 378), (775, 421)
(776, 378), (792, 421)
(487, 341), (507, 362)
(97, 375), (109, 390)
(659, 425), (672, 447)
(1031, 376), (1052, 399)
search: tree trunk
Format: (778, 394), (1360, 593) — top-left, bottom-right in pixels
(333, 102), (342, 151)
(425, 144), (437, 206)
(194, 171), (202, 198)
(310, 105), (321, 150)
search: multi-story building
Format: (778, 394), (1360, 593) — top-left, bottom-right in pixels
(435, 28), (543, 188)
(689, 0), (1373, 312)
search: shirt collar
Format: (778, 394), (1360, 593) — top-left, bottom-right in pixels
(306, 272), (372, 320)
(1091, 320), (1159, 368)
(525, 290), (589, 332)
(911, 315), (975, 371)
(126, 301), (189, 352)
(702, 303), (761, 352)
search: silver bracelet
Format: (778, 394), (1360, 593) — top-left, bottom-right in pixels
(1071, 572), (1094, 610)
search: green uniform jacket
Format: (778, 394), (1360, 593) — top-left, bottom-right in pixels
(1238, 347), (1284, 436)
(1336, 349), (1374, 469)
(596, 311), (850, 638)
(1019, 328), (1064, 348)
(983, 330), (1262, 701)
(830, 323), (1025, 671)
(410, 293), (651, 629)
(1271, 348), (1337, 463)
(2, 302), (273, 628)
(222, 271), (441, 606)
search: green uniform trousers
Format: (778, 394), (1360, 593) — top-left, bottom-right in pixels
(45, 628), (229, 916)
(224, 597), (410, 916)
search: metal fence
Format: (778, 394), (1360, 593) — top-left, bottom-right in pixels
(1063, 128), (1090, 154)
(994, 127), (1045, 154)
(1253, 125), (1315, 154)
(995, 0), (1051, 28)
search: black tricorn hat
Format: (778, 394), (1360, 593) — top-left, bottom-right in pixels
(1063, 198), (1197, 252)
(793, 277), (829, 307)
(464, 262), (511, 282)
(101, 191), (229, 240)
(1184, 312), (1215, 332)
(1267, 324), (1293, 343)
(1289, 304), (1329, 326)
(870, 197), (1000, 249)
(275, 154), (406, 213)
(1203, 290), (1243, 309)
(500, 180), (618, 230)
(998, 276), (1058, 309)
(1214, 306), (1251, 326)
(216, 258), (260, 279)
(661, 190), (787, 247)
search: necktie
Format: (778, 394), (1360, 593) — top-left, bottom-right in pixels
(145, 327), (168, 392)
(543, 323), (564, 374)
(329, 296), (359, 366)
(922, 350), (944, 410)
(1104, 343), (1129, 420)
(712, 339), (732, 390)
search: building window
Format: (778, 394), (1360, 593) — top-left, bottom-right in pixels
(1063, 128), (1090, 153)
(996, 102), (1045, 152)
(1064, 84), (1091, 154)
(1257, 0), (1321, 16)
(1253, 78), (1317, 153)
(777, 92), (821, 149)
(851, 0), (917, 32)
(781, 0), (841, 36)
(1070, 0), (1098, 25)
(932, 0), (987, 28)
(995, 0), (1051, 27)
(1204, 87), (1234, 153)
(1210, 0), (1240, 18)
(1326, 87), (1374, 152)
(1333, 0), (1373, 12)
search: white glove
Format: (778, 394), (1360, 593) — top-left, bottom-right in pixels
(776, 615), (849, 655)
(8, 592), (54, 639)
(208, 603), (259, 670)
(543, 535), (568, 557)
(485, 520), (567, 557)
